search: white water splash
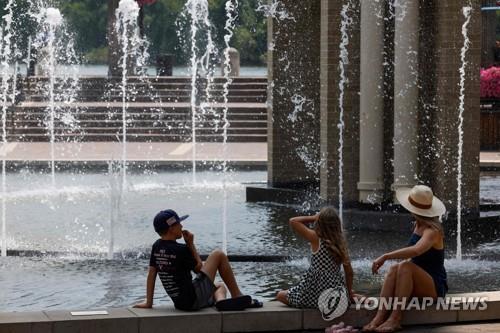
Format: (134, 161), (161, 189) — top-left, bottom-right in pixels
(221, 0), (238, 254)
(45, 7), (63, 26)
(46, 8), (63, 188)
(456, 5), (472, 261)
(0, 0), (16, 257)
(115, 0), (145, 188)
(288, 94), (308, 122)
(337, 2), (353, 225)
(257, 0), (295, 21)
(182, 0), (212, 184)
(108, 160), (123, 260)
(29, 2), (81, 189)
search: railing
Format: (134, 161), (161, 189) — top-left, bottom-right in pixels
(481, 99), (500, 150)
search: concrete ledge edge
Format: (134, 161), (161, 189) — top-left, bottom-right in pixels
(1, 291), (499, 333)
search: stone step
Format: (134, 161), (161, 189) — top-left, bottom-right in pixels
(14, 102), (266, 110)
(19, 81), (267, 92)
(22, 76), (267, 83)
(8, 134), (267, 142)
(8, 126), (267, 134)
(1, 292), (499, 333)
(25, 96), (267, 103)
(22, 86), (267, 94)
(10, 120), (267, 128)
(8, 111), (267, 122)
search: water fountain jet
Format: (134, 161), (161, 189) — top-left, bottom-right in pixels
(456, 5), (472, 261)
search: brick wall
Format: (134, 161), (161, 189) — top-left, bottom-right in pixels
(419, 0), (481, 215)
(319, 0), (361, 205)
(267, 1), (321, 188)
(268, 0), (480, 214)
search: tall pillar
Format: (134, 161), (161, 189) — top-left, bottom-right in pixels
(320, 0), (360, 205)
(419, 0), (481, 215)
(393, 0), (419, 193)
(358, 0), (385, 203)
(268, 1), (321, 188)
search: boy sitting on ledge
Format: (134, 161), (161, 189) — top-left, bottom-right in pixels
(134, 209), (262, 311)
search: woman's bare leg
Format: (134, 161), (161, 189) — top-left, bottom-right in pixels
(201, 249), (243, 298)
(375, 261), (437, 332)
(363, 264), (400, 331)
(276, 290), (289, 305)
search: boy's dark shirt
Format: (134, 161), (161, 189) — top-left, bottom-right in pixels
(149, 239), (197, 310)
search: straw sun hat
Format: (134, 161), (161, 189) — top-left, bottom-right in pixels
(396, 185), (446, 218)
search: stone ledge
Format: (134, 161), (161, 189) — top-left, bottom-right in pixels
(1, 292), (499, 333)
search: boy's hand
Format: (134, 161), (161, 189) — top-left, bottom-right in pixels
(182, 230), (194, 244)
(133, 302), (152, 309)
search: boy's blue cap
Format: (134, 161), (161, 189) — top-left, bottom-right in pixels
(153, 209), (189, 233)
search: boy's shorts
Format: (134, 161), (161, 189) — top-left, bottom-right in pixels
(191, 271), (216, 310)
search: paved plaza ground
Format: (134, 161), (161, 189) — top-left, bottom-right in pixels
(0, 142), (498, 169)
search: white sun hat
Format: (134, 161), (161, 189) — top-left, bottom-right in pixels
(396, 185), (446, 218)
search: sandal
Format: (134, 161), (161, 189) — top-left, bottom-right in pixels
(215, 295), (252, 311)
(246, 298), (263, 308)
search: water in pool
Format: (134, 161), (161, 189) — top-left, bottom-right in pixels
(1, 170), (500, 311)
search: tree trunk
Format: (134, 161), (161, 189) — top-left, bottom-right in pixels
(107, 0), (120, 77)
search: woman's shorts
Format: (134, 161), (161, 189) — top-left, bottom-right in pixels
(191, 271), (216, 310)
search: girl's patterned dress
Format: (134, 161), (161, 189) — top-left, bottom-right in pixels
(287, 238), (347, 309)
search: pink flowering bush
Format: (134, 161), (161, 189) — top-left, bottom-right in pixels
(481, 67), (500, 99)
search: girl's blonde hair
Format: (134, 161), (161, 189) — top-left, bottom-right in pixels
(314, 206), (349, 265)
(413, 214), (444, 236)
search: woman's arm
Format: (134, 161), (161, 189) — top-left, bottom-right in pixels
(289, 214), (319, 244)
(343, 261), (354, 300)
(372, 228), (438, 274)
(134, 266), (157, 308)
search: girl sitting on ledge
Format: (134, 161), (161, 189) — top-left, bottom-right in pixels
(363, 185), (448, 333)
(276, 206), (357, 309)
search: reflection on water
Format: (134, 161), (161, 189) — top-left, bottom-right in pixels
(0, 170), (499, 311)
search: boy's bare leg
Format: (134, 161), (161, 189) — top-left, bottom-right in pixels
(214, 283), (227, 302)
(201, 249), (243, 298)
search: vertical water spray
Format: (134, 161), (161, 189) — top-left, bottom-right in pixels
(115, 0), (142, 188)
(184, 0), (211, 184)
(44, 8), (63, 188)
(337, 2), (352, 224)
(221, 0), (238, 254)
(0, 0), (15, 257)
(108, 159), (122, 259)
(456, 5), (472, 261)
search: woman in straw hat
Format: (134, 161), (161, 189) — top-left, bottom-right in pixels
(363, 185), (448, 332)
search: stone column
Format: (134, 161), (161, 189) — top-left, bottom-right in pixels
(393, 0), (419, 194)
(319, 0), (360, 205)
(267, 0), (321, 188)
(358, 0), (385, 203)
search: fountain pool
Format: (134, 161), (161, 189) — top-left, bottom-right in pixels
(1, 170), (500, 311)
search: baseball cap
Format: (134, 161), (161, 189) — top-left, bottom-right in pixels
(153, 209), (189, 234)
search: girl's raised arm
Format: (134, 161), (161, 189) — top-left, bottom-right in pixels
(289, 215), (319, 244)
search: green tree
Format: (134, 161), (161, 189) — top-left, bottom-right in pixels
(0, 0), (267, 66)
